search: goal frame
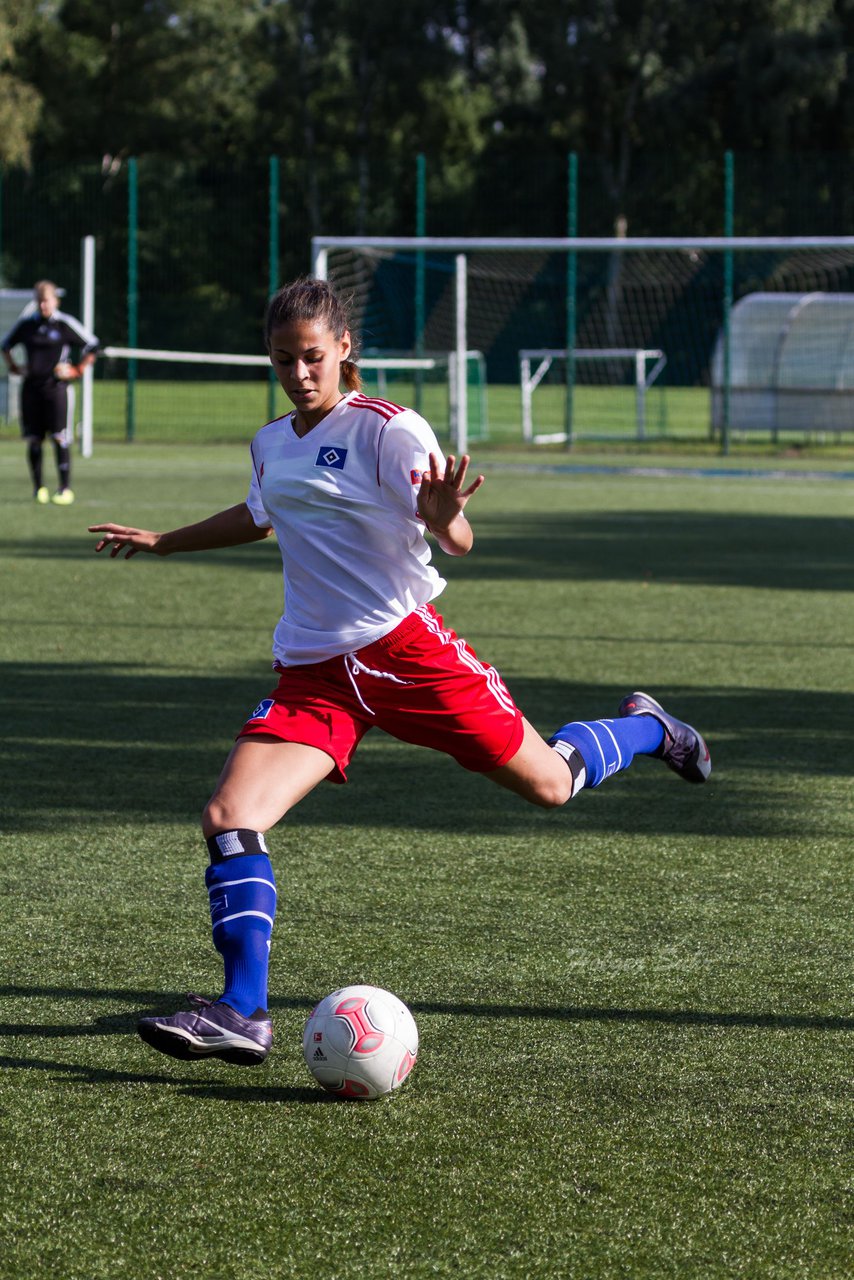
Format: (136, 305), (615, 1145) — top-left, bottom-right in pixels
(312, 235), (854, 453)
(520, 348), (667, 444)
(100, 345), (487, 443)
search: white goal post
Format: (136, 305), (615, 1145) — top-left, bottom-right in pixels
(312, 234), (854, 452)
(520, 348), (667, 444)
(73, 238), (854, 453)
(99, 345), (485, 443)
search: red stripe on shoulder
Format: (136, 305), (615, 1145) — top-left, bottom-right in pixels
(349, 393), (406, 421)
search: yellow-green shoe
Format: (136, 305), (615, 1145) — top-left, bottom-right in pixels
(35, 486), (49, 504)
(51, 488), (75, 505)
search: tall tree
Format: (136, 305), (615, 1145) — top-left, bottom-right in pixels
(0, 0), (44, 166)
(257, 0), (492, 239)
(529, 0), (844, 231)
(19, 0), (270, 163)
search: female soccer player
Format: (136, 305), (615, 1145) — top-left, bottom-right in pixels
(89, 277), (710, 1067)
(2, 280), (99, 504)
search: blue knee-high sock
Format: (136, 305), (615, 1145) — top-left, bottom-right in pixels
(549, 715), (664, 789)
(205, 850), (277, 1016)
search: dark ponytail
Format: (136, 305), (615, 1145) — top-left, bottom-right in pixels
(265, 277), (361, 391)
(340, 358), (362, 392)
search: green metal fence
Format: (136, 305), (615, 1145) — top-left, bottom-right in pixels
(2, 151), (854, 448)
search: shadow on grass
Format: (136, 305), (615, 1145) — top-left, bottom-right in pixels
(0, 985), (851, 1038)
(449, 509), (854, 594)
(3, 662), (854, 839)
(4, 505), (854, 591)
(0, 1054), (324, 1103)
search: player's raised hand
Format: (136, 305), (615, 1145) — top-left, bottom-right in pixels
(88, 523), (163, 559)
(416, 453), (484, 532)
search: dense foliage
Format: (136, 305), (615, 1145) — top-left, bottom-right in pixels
(5, 0), (854, 236)
(3, 2), (854, 356)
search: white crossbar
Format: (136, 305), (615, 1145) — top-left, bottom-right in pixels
(104, 346), (268, 366)
(103, 346), (439, 372)
(313, 235), (854, 261)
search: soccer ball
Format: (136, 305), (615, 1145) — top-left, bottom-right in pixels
(302, 984), (418, 1099)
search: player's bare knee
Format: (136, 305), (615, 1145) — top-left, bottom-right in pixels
(202, 796), (233, 837)
(527, 775), (573, 808)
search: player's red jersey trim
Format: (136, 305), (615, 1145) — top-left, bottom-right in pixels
(375, 421), (388, 486)
(349, 396), (408, 485)
(374, 408), (418, 487)
(348, 393), (405, 420)
(250, 415), (293, 484)
(249, 439), (262, 486)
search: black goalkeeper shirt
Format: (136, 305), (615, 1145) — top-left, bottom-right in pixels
(1, 310), (99, 383)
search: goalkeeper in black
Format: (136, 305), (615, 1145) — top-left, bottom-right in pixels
(1, 279), (99, 504)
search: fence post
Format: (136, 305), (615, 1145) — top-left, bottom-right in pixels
(722, 150), (734, 456)
(126, 157), (138, 442)
(80, 234), (95, 457)
(414, 153), (426, 414)
(564, 152), (578, 449)
(454, 253), (467, 453)
(268, 155), (280, 422)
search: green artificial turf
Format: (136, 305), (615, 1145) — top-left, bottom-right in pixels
(0, 378), (709, 447)
(0, 440), (852, 1278)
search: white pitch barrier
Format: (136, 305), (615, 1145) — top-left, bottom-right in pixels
(520, 347), (667, 444)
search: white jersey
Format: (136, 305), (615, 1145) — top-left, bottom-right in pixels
(245, 390), (450, 665)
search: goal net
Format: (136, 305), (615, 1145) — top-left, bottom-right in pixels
(314, 240), (692, 447)
(357, 349), (488, 442)
(313, 235), (854, 450)
(83, 237), (854, 449)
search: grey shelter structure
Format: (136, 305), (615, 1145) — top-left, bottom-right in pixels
(0, 289), (35, 422)
(711, 292), (854, 438)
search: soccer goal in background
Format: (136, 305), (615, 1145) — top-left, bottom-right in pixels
(520, 347), (667, 444)
(312, 234), (854, 453)
(70, 233), (854, 452)
(357, 349), (488, 443)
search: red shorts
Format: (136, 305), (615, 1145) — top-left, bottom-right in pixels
(237, 603), (524, 782)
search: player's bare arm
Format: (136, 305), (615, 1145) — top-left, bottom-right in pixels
(417, 453), (485, 557)
(89, 502), (272, 560)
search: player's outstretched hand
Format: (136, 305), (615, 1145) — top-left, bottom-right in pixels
(88, 523), (164, 559)
(416, 453), (484, 534)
